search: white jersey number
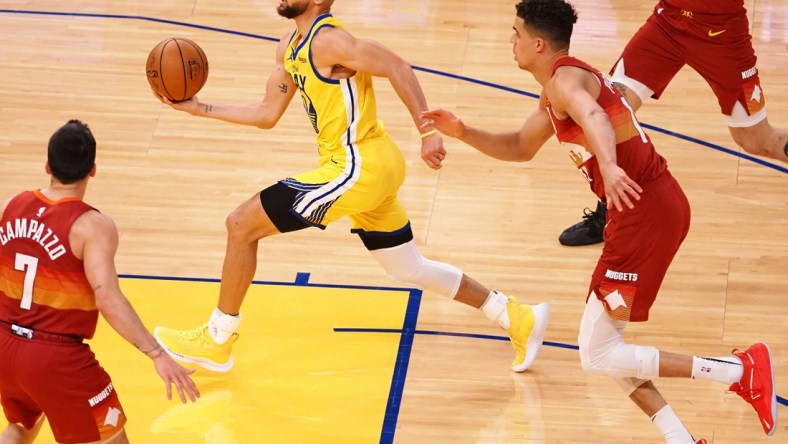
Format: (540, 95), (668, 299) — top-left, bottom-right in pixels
(14, 253), (39, 310)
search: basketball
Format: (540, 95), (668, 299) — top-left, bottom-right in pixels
(146, 37), (208, 102)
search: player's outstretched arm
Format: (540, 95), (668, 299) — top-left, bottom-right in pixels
(77, 212), (200, 403)
(548, 67), (642, 211)
(421, 96), (554, 162)
(154, 31), (297, 130)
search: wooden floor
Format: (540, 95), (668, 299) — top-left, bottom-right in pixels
(1, 0), (786, 442)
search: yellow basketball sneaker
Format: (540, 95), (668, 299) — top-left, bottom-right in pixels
(506, 298), (549, 372)
(154, 324), (238, 372)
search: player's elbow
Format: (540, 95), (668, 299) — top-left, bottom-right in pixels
(94, 290), (118, 315)
(514, 149), (536, 162)
(249, 103), (281, 130)
(255, 119), (276, 130)
(386, 57), (415, 81)
(401, 59), (415, 74)
(253, 113), (280, 130)
(730, 128), (774, 158)
(509, 145), (537, 162)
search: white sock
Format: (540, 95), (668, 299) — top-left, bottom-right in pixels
(208, 308), (241, 345)
(651, 405), (694, 444)
(481, 290), (510, 329)
(691, 355), (743, 385)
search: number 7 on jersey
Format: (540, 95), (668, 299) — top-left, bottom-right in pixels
(15, 253), (39, 310)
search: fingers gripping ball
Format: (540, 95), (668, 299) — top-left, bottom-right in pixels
(146, 37), (208, 101)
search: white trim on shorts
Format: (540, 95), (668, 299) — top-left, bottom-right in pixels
(725, 101), (767, 128)
(292, 77), (363, 220)
(610, 59), (654, 104)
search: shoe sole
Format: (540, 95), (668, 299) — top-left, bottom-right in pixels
(762, 343), (777, 436)
(558, 239), (604, 247)
(511, 303), (550, 373)
(154, 327), (235, 373)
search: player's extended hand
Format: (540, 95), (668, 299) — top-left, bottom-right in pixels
(151, 91), (201, 115)
(420, 132), (446, 170)
(419, 109), (465, 138)
(599, 164), (642, 211)
(151, 351), (200, 403)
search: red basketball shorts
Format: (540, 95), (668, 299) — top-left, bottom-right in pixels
(588, 172), (691, 322)
(0, 331), (127, 443)
(611, 5), (765, 122)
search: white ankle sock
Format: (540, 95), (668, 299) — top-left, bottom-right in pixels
(651, 405), (694, 444)
(481, 290), (510, 329)
(208, 308), (241, 345)
(691, 355), (743, 384)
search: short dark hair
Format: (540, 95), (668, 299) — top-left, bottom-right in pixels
(515, 0), (578, 50)
(47, 119), (96, 184)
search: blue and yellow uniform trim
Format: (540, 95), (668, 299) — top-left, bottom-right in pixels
(279, 13), (411, 245)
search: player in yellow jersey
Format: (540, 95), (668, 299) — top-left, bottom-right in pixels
(152, 0), (549, 374)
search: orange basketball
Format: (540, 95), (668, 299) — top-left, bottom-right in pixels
(146, 37), (208, 102)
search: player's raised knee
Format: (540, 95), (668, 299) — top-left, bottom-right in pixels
(729, 124), (783, 160)
(578, 344), (607, 375)
(224, 204), (259, 241)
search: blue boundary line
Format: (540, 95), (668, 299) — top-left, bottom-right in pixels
(118, 273), (421, 442)
(379, 290), (421, 444)
(118, 272), (418, 293)
(0, 9), (278, 41)
(0, 8), (785, 174)
(413, 66), (541, 100)
(640, 122), (788, 172)
(294, 272), (311, 285)
(334, 327), (581, 350)
(335, 327), (788, 408)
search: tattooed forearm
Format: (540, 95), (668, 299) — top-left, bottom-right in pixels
(147, 345), (165, 359)
(612, 82), (629, 97)
(140, 343), (165, 359)
(278, 83), (288, 94)
(204, 104), (213, 113)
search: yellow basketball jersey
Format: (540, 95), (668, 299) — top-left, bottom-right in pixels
(283, 13), (383, 153)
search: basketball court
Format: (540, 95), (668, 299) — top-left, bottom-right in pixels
(103, 275), (417, 443)
(0, 1), (786, 442)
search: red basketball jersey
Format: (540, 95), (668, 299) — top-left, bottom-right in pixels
(0, 190), (99, 338)
(544, 56), (668, 201)
(660, 0), (744, 16)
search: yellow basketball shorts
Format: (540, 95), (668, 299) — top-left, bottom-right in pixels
(260, 132), (413, 250)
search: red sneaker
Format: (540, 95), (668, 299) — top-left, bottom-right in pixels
(695, 439), (707, 444)
(729, 343), (778, 436)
